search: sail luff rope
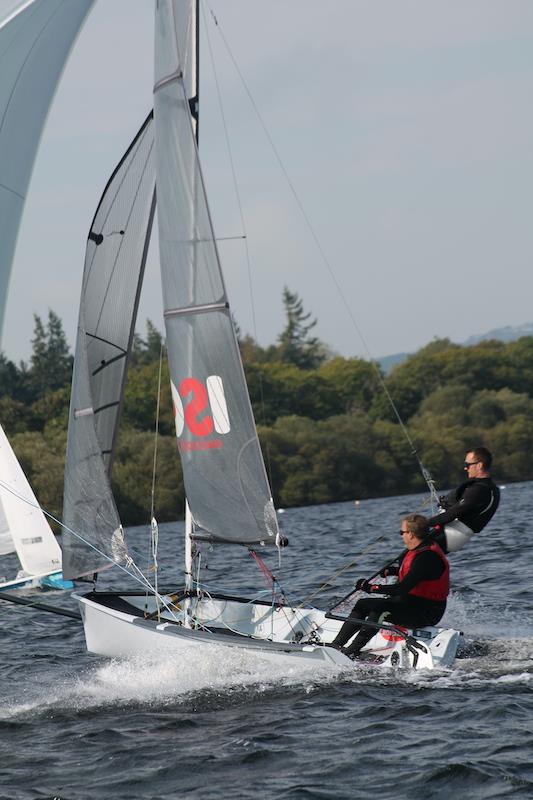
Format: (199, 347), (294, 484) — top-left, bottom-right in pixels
(150, 342), (164, 518)
(204, 5), (438, 506)
(146, 342), (164, 619)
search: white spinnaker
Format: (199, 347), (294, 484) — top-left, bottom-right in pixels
(0, 423), (61, 575)
(0, 0), (95, 343)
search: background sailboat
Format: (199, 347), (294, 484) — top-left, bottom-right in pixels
(0, 423), (72, 589)
(0, 0), (94, 343)
(0, 0), (97, 590)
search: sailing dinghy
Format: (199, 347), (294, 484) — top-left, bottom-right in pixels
(66, 0), (461, 671)
(0, 424), (72, 590)
(0, 0), (94, 592)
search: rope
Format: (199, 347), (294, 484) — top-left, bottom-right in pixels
(150, 342), (164, 526)
(148, 342), (164, 620)
(203, 4), (439, 505)
(248, 550), (320, 640)
(249, 549), (285, 603)
(297, 535), (387, 608)
(150, 517), (160, 621)
(191, 583), (314, 642)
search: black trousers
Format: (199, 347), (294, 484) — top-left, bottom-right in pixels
(331, 596), (445, 656)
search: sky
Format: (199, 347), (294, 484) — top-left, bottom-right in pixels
(3, 0), (533, 364)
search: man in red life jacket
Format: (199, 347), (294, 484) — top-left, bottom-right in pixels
(330, 514), (449, 659)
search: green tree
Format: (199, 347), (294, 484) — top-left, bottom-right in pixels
(122, 360), (173, 435)
(31, 386), (72, 435)
(0, 352), (27, 401)
(131, 319), (165, 367)
(29, 310), (72, 397)
(318, 357), (381, 413)
(246, 361), (340, 424)
(10, 430), (66, 526)
(260, 413), (385, 506)
(0, 396), (34, 434)
(276, 287), (328, 370)
(112, 429), (184, 524)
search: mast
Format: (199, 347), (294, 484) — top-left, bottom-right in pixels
(183, 0), (199, 620)
(189, 0), (199, 142)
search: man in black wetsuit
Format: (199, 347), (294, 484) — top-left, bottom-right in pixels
(428, 446), (500, 554)
(330, 514), (449, 659)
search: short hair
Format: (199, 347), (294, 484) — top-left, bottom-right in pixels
(403, 514), (430, 540)
(469, 446), (492, 469)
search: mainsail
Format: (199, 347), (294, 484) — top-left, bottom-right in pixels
(153, 0), (278, 545)
(0, 0), (94, 343)
(62, 114), (156, 579)
(0, 423), (61, 575)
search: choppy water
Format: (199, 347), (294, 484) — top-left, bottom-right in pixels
(1, 483), (532, 799)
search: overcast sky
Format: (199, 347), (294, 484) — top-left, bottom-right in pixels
(3, 0), (533, 364)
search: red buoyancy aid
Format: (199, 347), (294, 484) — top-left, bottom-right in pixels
(398, 541), (449, 601)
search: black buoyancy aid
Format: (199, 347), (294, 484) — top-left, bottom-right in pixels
(455, 478), (500, 533)
(399, 542), (449, 601)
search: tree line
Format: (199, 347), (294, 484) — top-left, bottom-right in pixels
(1, 291), (529, 526)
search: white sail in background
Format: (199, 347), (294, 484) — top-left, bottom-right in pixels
(62, 114), (156, 580)
(153, 0), (278, 545)
(0, 423), (61, 576)
(0, 0), (94, 343)
(0, 493), (15, 556)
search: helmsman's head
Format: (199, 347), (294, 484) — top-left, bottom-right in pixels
(400, 514), (430, 550)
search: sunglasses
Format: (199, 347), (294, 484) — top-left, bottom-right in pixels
(399, 529), (411, 536)
(463, 460), (480, 469)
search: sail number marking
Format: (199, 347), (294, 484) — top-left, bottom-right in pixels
(171, 376), (230, 451)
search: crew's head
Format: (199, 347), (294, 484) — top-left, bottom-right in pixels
(400, 514), (430, 550)
(464, 446), (492, 476)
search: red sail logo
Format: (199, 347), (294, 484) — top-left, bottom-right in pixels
(179, 378), (214, 437)
(171, 376), (230, 451)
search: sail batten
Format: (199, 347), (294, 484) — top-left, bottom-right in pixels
(62, 113), (156, 579)
(164, 301), (229, 318)
(154, 1), (278, 546)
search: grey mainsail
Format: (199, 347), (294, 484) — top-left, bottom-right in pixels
(153, 1), (278, 545)
(62, 114), (156, 579)
(0, 0), (94, 344)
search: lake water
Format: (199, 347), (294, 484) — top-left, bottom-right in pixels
(1, 482), (532, 799)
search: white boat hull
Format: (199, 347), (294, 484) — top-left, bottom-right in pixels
(75, 591), (461, 671)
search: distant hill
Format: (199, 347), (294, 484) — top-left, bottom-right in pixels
(378, 323), (533, 374)
(463, 322), (533, 346)
(377, 352), (411, 374)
